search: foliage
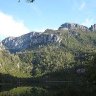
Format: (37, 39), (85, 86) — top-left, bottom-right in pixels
(0, 29), (96, 80)
(0, 50), (32, 77)
(18, 0), (35, 3)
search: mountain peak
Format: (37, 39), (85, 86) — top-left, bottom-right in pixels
(89, 24), (96, 31)
(58, 23), (89, 31)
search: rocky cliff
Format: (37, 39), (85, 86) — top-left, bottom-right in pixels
(89, 24), (96, 31)
(2, 32), (60, 52)
(58, 23), (89, 31)
(58, 23), (96, 32)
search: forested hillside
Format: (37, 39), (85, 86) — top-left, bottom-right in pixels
(0, 50), (32, 77)
(0, 23), (96, 83)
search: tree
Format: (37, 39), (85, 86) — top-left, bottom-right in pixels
(18, 0), (35, 3)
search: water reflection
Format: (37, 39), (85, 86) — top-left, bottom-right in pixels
(0, 86), (47, 96)
(0, 83), (96, 96)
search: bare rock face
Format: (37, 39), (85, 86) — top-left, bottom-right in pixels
(2, 32), (38, 52)
(89, 24), (96, 31)
(58, 23), (89, 31)
(31, 33), (60, 44)
(2, 32), (60, 53)
(0, 42), (5, 50)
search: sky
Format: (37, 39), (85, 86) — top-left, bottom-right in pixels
(0, 0), (96, 40)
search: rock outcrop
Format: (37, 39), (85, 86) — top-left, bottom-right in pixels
(89, 24), (96, 31)
(58, 23), (89, 31)
(2, 32), (60, 52)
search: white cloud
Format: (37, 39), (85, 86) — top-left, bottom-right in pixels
(79, 2), (86, 10)
(0, 11), (30, 38)
(82, 18), (94, 27)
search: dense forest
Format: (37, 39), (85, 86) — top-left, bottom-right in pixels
(0, 28), (96, 82)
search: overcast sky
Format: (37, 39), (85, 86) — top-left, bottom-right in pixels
(0, 0), (96, 40)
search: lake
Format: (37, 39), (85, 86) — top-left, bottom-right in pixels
(0, 83), (96, 96)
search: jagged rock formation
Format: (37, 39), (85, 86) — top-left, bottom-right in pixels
(58, 23), (89, 31)
(89, 24), (96, 31)
(31, 33), (60, 44)
(2, 32), (60, 52)
(2, 32), (40, 52)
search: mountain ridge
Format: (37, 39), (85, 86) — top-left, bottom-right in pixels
(0, 22), (96, 78)
(1, 23), (96, 53)
(58, 23), (96, 31)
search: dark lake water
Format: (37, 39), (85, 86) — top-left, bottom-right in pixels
(0, 83), (96, 96)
